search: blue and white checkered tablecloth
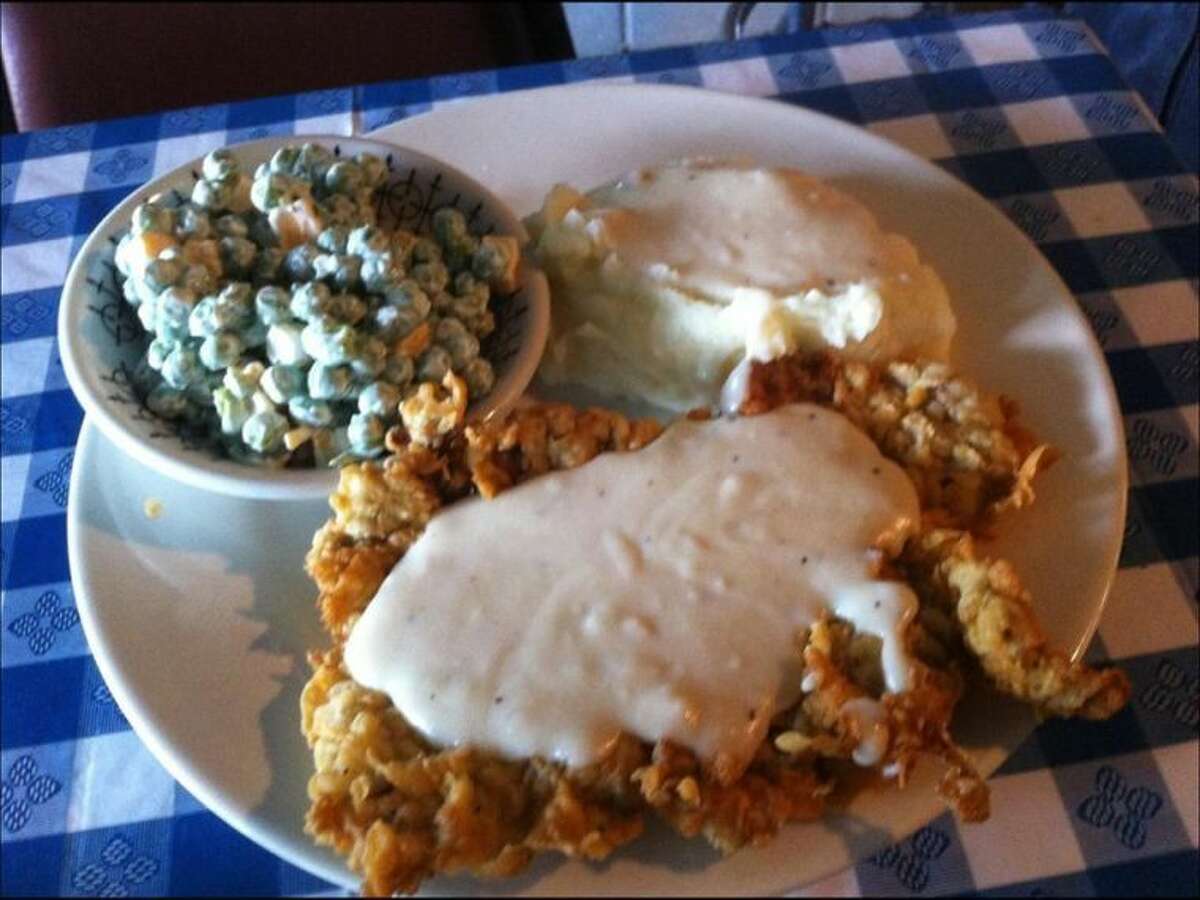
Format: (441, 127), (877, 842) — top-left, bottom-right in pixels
(1, 8), (1196, 897)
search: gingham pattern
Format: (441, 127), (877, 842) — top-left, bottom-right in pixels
(1, 9), (1196, 897)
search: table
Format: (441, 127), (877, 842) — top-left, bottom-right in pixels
(1, 8), (1196, 897)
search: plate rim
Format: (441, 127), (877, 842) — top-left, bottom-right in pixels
(66, 420), (358, 889)
(65, 81), (1129, 895)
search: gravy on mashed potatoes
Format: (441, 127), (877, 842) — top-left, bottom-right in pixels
(527, 160), (956, 412)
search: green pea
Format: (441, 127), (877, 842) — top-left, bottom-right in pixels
(435, 316), (480, 369)
(390, 229), (419, 266)
(301, 320), (358, 364)
(288, 395), (335, 427)
(471, 239), (509, 283)
(453, 271), (478, 296)
(269, 146), (301, 176)
(175, 205), (213, 240)
(187, 297), (219, 337)
(242, 409), (288, 453)
(121, 275), (141, 305)
(284, 243), (320, 281)
(383, 351), (414, 388)
(192, 178), (233, 211)
(316, 225), (350, 254)
(350, 335), (388, 379)
(347, 225), (389, 258)
(347, 412), (385, 455)
(332, 256), (363, 294)
(255, 285), (292, 325)
(131, 275), (162, 306)
(307, 362), (355, 400)
(132, 202), (176, 236)
(432, 207), (468, 245)
(357, 381), (403, 418)
(223, 438), (286, 467)
(448, 284), (489, 324)
(462, 357), (495, 398)
(155, 286), (199, 343)
(296, 143), (334, 180)
(266, 322), (310, 366)
(290, 282), (331, 321)
(368, 305), (399, 342)
(214, 282), (254, 328)
(199, 332), (243, 370)
(202, 148), (239, 183)
(443, 236), (478, 274)
(161, 342), (203, 388)
(312, 253), (361, 293)
(355, 188), (376, 219)
(137, 297), (157, 332)
(361, 251), (403, 292)
(383, 281), (431, 315)
(468, 310), (495, 338)
(416, 345), (452, 383)
(146, 189), (184, 209)
(146, 339), (172, 370)
(114, 234), (136, 277)
(146, 383), (189, 419)
(372, 282), (430, 340)
(324, 160), (365, 196)
(250, 172), (308, 212)
(326, 292), (366, 325)
(261, 364), (306, 404)
(411, 260), (449, 294)
(143, 257), (183, 293)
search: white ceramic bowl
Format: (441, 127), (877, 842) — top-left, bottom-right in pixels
(58, 135), (550, 501)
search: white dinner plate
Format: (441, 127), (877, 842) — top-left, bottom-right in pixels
(68, 83), (1127, 895)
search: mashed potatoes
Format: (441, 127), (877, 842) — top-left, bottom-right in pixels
(527, 160), (956, 411)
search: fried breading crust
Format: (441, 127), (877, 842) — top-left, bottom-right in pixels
(303, 649), (648, 896)
(302, 352), (1126, 895)
(898, 530), (1131, 720)
(741, 353), (1055, 529)
(777, 619), (991, 823)
(304, 647), (836, 895)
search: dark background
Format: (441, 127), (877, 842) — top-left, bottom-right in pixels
(1, 2), (1195, 170)
(0, 2), (574, 133)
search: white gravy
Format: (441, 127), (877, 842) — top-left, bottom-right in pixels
(592, 164), (898, 304)
(344, 404), (920, 778)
